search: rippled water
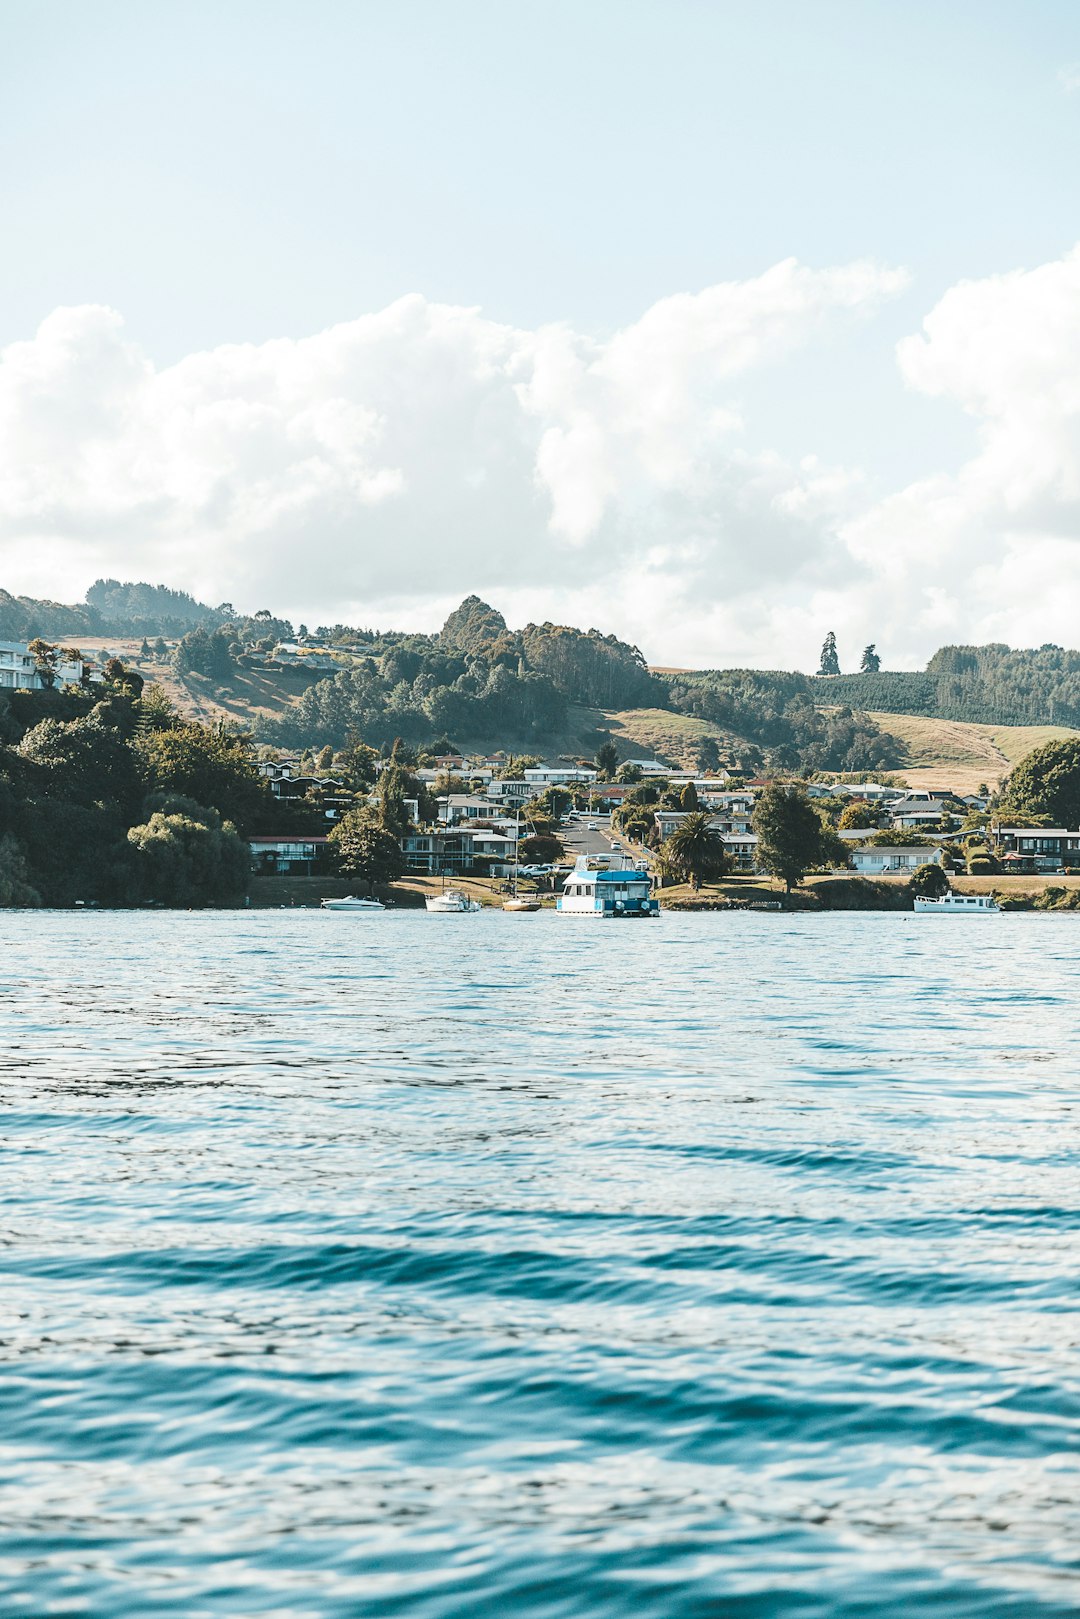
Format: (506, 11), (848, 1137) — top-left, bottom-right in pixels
(1, 909), (1078, 1617)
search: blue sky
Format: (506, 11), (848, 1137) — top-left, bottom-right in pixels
(3, 0), (1080, 665)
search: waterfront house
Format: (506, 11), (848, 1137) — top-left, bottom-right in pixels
(249, 835), (330, 874)
(994, 828), (1080, 872)
(402, 827), (514, 874)
(523, 765), (598, 786)
(851, 843), (943, 874)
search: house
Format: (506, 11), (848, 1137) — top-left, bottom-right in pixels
(0, 642), (41, 690)
(485, 779), (535, 804)
(0, 642), (101, 690)
(523, 766), (598, 786)
(402, 827), (515, 874)
(851, 843), (943, 874)
(248, 835), (330, 874)
(994, 828), (1080, 872)
(438, 794), (503, 824)
(835, 782), (904, 802)
(620, 758), (674, 777)
(721, 832), (759, 872)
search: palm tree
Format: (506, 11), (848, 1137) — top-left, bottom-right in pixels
(665, 811), (729, 890)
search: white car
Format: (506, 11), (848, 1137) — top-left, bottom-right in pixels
(587, 821), (599, 830)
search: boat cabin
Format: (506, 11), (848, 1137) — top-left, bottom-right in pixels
(557, 855), (658, 918)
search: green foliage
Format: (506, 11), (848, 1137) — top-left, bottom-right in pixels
(519, 831), (564, 864)
(0, 835), (40, 906)
(17, 710), (142, 815)
(908, 862), (949, 898)
(667, 670), (898, 773)
(329, 806), (405, 891)
(751, 784), (835, 891)
(866, 827), (933, 846)
(438, 595), (508, 654)
(860, 644), (881, 673)
(128, 804), (249, 906)
(818, 631), (840, 677)
(838, 799), (877, 829)
(595, 739), (620, 779)
(680, 781), (699, 810)
(136, 725), (269, 832)
(664, 811), (729, 889)
(999, 737), (1080, 827)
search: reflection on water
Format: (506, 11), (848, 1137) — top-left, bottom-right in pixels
(0, 909), (1078, 1617)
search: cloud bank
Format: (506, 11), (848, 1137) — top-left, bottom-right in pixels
(4, 249), (1080, 668)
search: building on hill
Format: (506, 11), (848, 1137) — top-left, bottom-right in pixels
(0, 642), (102, 690)
(402, 827), (514, 874)
(523, 766), (597, 786)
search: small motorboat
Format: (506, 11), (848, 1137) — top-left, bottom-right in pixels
(913, 893), (1000, 913)
(425, 889), (482, 913)
(321, 895), (386, 913)
(503, 897), (542, 912)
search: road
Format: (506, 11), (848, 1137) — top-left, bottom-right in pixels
(559, 813), (620, 862)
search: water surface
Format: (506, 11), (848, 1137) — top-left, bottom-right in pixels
(0, 910), (1077, 1616)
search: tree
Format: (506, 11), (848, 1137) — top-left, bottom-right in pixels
(519, 831), (564, 864)
(1000, 738), (1080, 829)
(909, 862), (949, 899)
(375, 760), (414, 838)
(595, 739), (620, 779)
(136, 724), (268, 832)
(679, 781), (699, 811)
(0, 835), (40, 906)
(616, 762), (643, 783)
(838, 798), (877, 830)
(752, 783), (833, 891)
(153, 637), (168, 658)
(27, 639), (58, 688)
(329, 806), (405, 892)
(139, 639), (152, 660)
(818, 632), (840, 677)
(695, 737), (721, 773)
(860, 644), (881, 673)
(316, 744), (334, 773)
(664, 811), (729, 890)
(127, 805), (249, 906)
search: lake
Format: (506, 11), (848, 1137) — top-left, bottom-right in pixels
(0, 909), (1077, 1617)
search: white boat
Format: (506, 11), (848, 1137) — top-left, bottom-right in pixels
(557, 854), (659, 918)
(425, 889), (482, 913)
(913, 893), (1000, 913)
(321, 895), (386, 912)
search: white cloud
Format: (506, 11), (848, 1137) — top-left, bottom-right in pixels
(1059, 63), (1080, 93)
(846, 245), (1080, 662)
(0, 260), (906, 664)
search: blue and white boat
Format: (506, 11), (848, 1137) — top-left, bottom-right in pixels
(557, 855), (659, 918)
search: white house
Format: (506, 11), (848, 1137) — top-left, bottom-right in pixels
(523, 766), (598, 786)
(851, 843), (943, 874)
(485, 779), (535, 804)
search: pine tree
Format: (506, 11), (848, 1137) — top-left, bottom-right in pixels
(818, 632), (840, 677)
(860, 643), (881, 673)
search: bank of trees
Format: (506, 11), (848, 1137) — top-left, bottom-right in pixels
(0, 674), (284, 907)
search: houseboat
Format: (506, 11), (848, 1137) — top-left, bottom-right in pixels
(557, 855), (659, 918)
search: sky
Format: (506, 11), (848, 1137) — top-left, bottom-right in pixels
(3, 0), (1080, 669)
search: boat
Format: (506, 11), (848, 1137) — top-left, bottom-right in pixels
(913, 893), (1000, 913)
(503, 806), (542, 912)
(321, 895), (385, 912)
(425, 889), (482, 913)
(557, 854), (659, 918)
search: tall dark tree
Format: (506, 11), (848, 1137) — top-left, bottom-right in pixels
(860, 644), (881, 673)
(818, 632), (840, 677)
(1000, 737), (1080, 828)
(329, 806), (405, 892)
(752, 784), (833, 892)
(595, 738), (620, 779)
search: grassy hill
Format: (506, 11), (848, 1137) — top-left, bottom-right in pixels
(91, 640), (1075, 786)
(866, 712), (1078, 793)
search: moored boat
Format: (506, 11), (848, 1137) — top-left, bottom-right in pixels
(321, 895), (386, 913)
(426, 889), (482, 913)
(913, 893), (1000, 913)
(557, 854), (659, 918)
(503, 897), (542, 912)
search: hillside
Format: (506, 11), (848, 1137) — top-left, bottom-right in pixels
(866, 712), (1079, 793)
